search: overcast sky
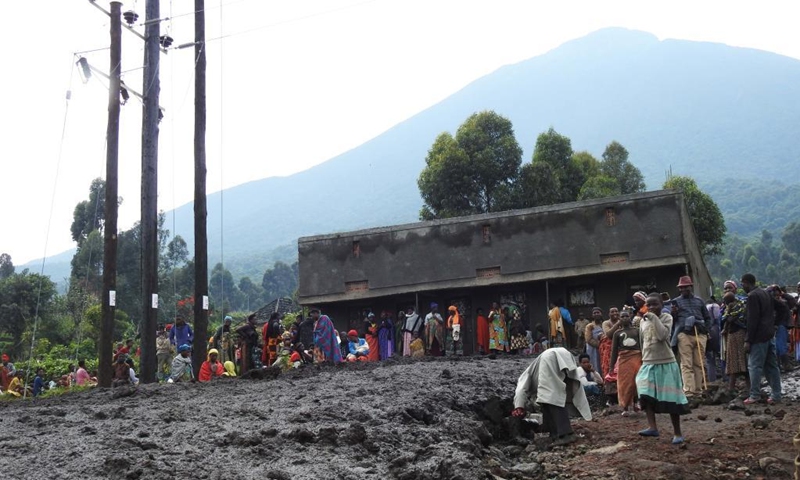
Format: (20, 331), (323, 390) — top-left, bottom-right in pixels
(2, 0), (798, 267)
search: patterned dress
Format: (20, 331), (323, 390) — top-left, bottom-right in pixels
(313, 315), (343, 364)
(488, 310), (508, 352)
(722, 299), (748, 375)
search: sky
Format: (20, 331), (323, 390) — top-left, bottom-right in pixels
(2, 0), (799, 267)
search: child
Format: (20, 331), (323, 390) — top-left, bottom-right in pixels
(635, 294), (689, 444)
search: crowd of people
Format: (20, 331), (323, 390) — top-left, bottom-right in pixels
(513, 273), (792, 446)
(0, 271), (793, 444)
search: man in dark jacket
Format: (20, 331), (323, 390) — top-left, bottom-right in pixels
(295, 314), (315, 352)
(671, 276), (713, 396)
(741, 273), (782, 405)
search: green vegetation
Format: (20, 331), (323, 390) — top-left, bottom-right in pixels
(663, 176), (726, 257)
(418, 114), (646, 219)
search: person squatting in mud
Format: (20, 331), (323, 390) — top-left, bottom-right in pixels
(512, 347), (592, 446)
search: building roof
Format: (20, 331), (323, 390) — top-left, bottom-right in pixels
(299, 190), (680, 243)
(298, 190), (712, 305)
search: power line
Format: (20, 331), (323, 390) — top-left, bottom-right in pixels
(205, 0), (381, 44)
(24, 57), (78, 397)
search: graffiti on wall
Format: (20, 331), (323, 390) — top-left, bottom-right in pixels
(568, 286), (595, 307)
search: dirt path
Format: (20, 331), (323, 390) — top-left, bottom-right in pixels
(0, 356), (796, 479)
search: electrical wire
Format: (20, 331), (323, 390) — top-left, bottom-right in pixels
(219, 0), (226, 320)
(205, 0), (381, 44)
(23, 59), (77, 397)
(133, 0), (251, 27)
(170, 0), (179, 331)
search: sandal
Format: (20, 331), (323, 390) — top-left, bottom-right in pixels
(638, 428), (660, 437)
(672, 436), (685, 445)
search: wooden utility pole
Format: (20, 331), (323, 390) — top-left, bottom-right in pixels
(192, 0), (209, 375)
(139, 0), (161, 383)
(98, 1), (123, 389)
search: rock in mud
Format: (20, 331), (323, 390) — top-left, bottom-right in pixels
(710, 388), (737, 405)
(511, 462), (541, 476)
(316, 426), (338, 445)
(340, 424), (367, 445)
(287, 428), (316, 444)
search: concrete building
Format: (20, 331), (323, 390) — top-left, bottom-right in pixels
(297, 190), (712, 355)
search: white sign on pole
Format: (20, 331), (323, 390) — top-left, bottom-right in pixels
(151, 293), (159, 309)
(109, 290), (116, 307)
(202, 295), (209, 310)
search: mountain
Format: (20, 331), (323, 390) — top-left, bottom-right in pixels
(27, 28), (800, 284)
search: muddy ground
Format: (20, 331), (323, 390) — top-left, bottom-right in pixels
(0, 355), (797, 480)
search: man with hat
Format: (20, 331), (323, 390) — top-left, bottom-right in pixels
(670, 275), (712, 396)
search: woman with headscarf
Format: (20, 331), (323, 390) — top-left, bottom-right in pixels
(222, 361), (237, 377)
(721, 289), (750, 393)
(363, 312), (380, 362)
(611, 308), (642, 415)
(346, 329), (371, 362)
(632, 292), (648, 327)
(445, 305), (463, 356)
(214, 316), (237, 365)
(311, 309), (343, 364)
(261, 312), (283, 367)
(199, 348), (224, 382)
(401, 307), (423, 356)
(584, 307), (605, 376)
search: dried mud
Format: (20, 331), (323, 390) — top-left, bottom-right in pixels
(0, 356), (797, 480)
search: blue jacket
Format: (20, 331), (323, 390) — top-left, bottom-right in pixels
(169, 323), (194, 346)
(33, 375), (44, 397)
(559, 307), (573, 325)
(348, 338), (369, 356)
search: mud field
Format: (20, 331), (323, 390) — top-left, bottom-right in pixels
(0, 356), (797, 480)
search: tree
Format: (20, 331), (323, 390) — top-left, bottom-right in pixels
(0, 253), (14, 280)
(570, 151), (601, 187)
(664, 175), (726, 257)
(162, 235), (189, 272)
(0, 271), (57, 357)
(69, 229), (104, 295)
(418, 111), (522, 219)
(238, 276), (265, 312)
(261, 261), (299, 302)
(517, 162), (562, 208)
(531, 127), (575, 201)
(782, 222), (800, 256)
(578, 175), (621, 201)
(600, 141), (646, 195)
(70, 178), (107, 246)
(209, 263), (240, 315)
(418, 133), (476, 220)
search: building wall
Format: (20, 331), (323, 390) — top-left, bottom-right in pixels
(300, 191), (697, 303)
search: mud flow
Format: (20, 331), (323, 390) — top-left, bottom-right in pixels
(0, 356), (798, 479)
